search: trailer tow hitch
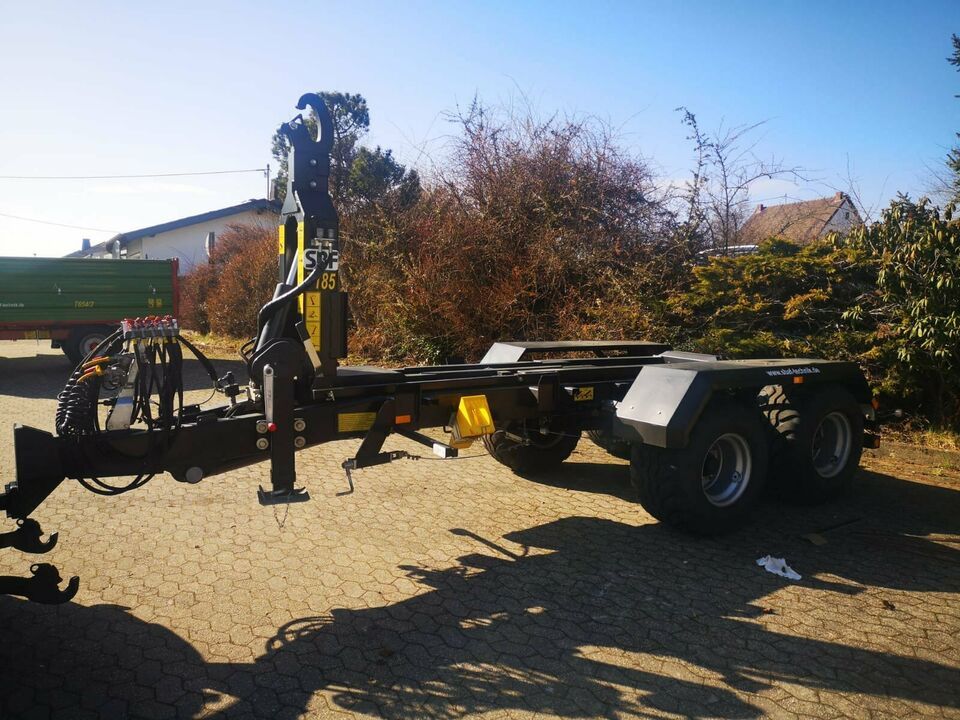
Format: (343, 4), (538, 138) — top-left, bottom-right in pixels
(0, 518), (58, 554)
(0, 563), (79, 605)
(0, 519), (77, 604)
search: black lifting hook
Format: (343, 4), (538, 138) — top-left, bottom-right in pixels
(288, 92), (335, 154)
(278, 93), (338, 229)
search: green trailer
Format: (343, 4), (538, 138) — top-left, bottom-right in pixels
(0, 257), (179, 365)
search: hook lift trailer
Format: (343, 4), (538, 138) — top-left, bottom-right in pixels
(0, 95), (877, 604)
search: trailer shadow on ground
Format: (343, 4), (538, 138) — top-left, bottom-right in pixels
(531, 454), (638, 501)
(1, 464), (958, 718)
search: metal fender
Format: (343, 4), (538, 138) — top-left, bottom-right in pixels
(615, 358), (871, 449)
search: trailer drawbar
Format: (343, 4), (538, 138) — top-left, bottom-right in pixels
(0, 94), (877, 604)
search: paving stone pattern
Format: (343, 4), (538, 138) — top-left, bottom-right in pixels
(0, 342), (958, 719)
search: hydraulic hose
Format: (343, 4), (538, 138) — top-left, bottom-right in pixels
(255, 258), (326, 341)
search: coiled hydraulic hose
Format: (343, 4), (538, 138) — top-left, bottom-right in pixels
(55, 329), (123, 436)
(54, 322), (221, 496)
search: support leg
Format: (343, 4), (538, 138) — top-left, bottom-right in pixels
(255, 345), (310, 505)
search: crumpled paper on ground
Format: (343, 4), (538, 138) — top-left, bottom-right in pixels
(756, 555), (802, 580)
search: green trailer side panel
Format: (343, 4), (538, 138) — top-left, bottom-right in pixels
(0, 257), (177, 324)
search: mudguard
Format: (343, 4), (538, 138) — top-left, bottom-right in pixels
(615, 358), (871, 448)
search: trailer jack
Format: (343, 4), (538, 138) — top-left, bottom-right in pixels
(257, 485), (310, 506)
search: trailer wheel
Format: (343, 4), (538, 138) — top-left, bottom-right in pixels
(64, 326), (112, 367)
(482, 418), (580, 476)
(586, 429), (632, 460)
(630, 402), (769, 535)
(765, 386), (863, 504)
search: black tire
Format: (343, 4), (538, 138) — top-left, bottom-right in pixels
(629, 402), (769, 535)
(482, 417), (581, 476)
(64, 325), (112, 367)
(759, 384), (797, 434)
(765, 385), (864, 504)
(586, 428), (632, 460)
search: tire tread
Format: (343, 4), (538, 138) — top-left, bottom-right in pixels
(763, 385), (864, 504)
(483, 422), (580, 475)
(587, 429), (632, 460)
(629, 402), (769, 535)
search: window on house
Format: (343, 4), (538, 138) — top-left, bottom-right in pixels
(844, 211), (850, 220)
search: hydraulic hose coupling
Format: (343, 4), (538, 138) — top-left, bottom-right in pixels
(121, 315), (180, 340)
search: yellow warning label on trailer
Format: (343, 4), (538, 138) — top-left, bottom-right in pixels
(296, 222), (307, 313)
(303, 291), (321, 348)
(338, 412), (377, 433)
(296, 222), (305, 276)
(573, 387), (594, 401)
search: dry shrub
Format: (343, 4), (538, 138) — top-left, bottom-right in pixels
(179, 223), (276, 338)
(179, 263), (216, 333)
(343, 102), (677, 362)
(182, 102), (683, 362)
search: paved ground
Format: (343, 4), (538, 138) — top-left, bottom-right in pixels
(0, 340), (958, 719)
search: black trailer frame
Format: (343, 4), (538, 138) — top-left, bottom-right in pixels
(4, 341), (871, 519)
(0, 95), (876, 603)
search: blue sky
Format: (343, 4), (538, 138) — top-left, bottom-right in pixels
(0, 0), (957, 256)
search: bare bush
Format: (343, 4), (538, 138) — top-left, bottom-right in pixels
(179, 223), (276, 338)
(342, 101), (676, 362)
(677, 108), (806, 253)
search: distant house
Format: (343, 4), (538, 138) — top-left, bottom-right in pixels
(67, 199), (280, 271)
(739, 192), (862, 246)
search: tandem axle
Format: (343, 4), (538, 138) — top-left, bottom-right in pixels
(0, 95), (876, 603)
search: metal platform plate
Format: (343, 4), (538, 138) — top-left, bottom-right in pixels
(480, 340), (670, 364)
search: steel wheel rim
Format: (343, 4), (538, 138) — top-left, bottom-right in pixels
(79, 333), (105, 357)
(811, 411), (852, 478)
(701, 432), (752, 507)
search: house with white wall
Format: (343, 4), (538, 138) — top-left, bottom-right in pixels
(67, 199), (280, 271)
(739, 192), (862, 246)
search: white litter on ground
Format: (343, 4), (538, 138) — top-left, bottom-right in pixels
(756, 555), (802, 580)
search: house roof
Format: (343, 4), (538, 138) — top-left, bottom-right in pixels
(66, 198), (280, 257)
(69, 239), (111, 257)
(739, 192), (860, 245)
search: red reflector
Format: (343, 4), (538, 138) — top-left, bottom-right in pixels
(267, 422), (277, 433)
(395, 414), (412, 425)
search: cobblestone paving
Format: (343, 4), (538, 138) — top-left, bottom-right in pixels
(0, 341), (958, 719)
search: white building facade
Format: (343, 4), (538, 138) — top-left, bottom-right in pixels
(69, 199), (280, 272)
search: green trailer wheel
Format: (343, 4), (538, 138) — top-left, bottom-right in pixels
(63, 325), (114, 367)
